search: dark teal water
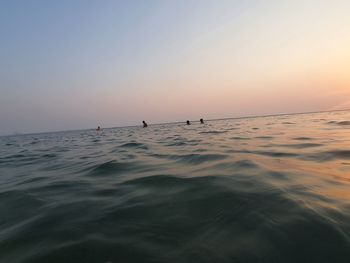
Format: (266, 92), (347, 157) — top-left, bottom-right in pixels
(1, 111), (350, 263)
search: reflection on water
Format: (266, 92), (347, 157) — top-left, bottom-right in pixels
(1, 110), (350, 263)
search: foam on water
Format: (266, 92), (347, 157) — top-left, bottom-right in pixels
(1, 111), (350, 263)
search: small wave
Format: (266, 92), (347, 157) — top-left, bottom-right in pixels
(193, 148), (208, 152)
(165, 141), (188, 146)
(230, 136), (250, 140)
(86, 161), (138, 176)
(327, 120), (350, 126)
(170, 153), (228, 164)
(213, 159), (259, 170)
(188, 139), (201, 143)
(265, 171), (289, 180)
(38, 180), (91, 192)
(227, 149), (297, 158)
(282, 122), (295, 125)
(120, 142), (148, 150)
(124, 174), (185, 186)
(308, 150), (350, 161)
(293, 137), (313, 141)
(42, 153), (57, 158)
(234, 159), (259, 168)
(149, 153), (169, 159)
(16, 176), (47, 186)
(279, 143), (322, 149)
(255, 151), (298, 158)
(2, 154), (27, 159)
(0, 153), (43, 166)
(165, 139), (202, 147)
(338, 121), (350, 125)
(199, 130), (228, 134)
(255, 136), (274, 140)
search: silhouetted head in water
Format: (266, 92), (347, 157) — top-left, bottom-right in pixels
(200, 118), (204, 124)
(186, 120), (190, 125)
(96, 126), (101, 131)
(143, 120), (148, 128)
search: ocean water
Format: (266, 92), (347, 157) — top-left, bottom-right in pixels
(1, 111), (350, 263)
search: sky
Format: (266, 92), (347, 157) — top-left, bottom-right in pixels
(0, 0), (350, 135)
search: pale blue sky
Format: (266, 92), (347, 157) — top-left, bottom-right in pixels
(1, 1), (350, 135)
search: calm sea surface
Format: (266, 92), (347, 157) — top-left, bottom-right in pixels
(1, 111), (350, 263)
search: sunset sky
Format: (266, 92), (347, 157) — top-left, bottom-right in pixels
(1, 0), (350, 135)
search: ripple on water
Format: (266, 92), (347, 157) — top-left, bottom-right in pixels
(227, 149), (298, 158)
(230, 136), (250, 140)
(338, 121), (350, 125)
(265, 170), (289, 180)
(165, 141), (188, 146)
(328, 120), (350, 126)
(42, 153), (58, 158)
(277, 143), (323, 149)
(308, 150), (350, 161)
(256, 136), (274, 140)
(293, 137), (313, 141)
(119, 142), (148, 150)
(199, 130), (228, 134)
(282, 122), (295, 125)
(254, 150), (298, 158)
(170, 153), (228, 165)
(0, 153), (44, 166)
(86, 161), (136, 176)
(213, 159), (259, 170)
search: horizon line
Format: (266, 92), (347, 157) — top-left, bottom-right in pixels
(1, 108), (349, 137)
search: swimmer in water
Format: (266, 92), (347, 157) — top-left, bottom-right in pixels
(186, 120), (191, 125)
(96, 126), (101, 131)
(200, 118), (204, 124)
(143, 120), (148, 128)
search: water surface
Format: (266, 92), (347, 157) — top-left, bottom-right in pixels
(1, 111), (350, 263)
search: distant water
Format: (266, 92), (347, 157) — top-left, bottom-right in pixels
(1, 111), (350, 263)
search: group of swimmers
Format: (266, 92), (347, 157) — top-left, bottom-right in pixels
(97, 118), (204, 131)
(186, 118), (204, 125)
(143, 118), (204, 128)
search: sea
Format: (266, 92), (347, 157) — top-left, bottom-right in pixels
(1, 110), (350, 263)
